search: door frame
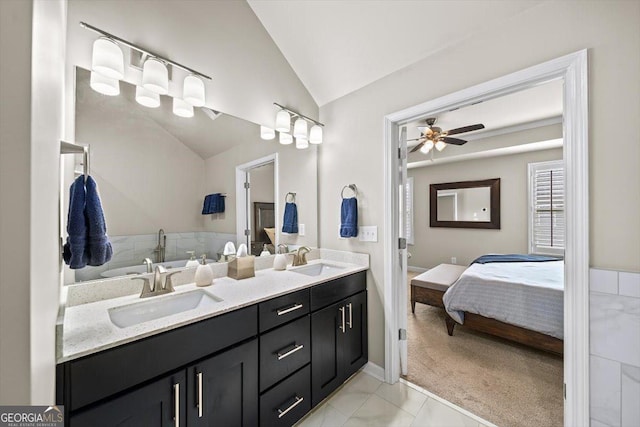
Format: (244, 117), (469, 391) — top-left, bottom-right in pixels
(382, 50), (589, 425)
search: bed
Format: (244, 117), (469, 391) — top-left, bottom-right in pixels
(442, 254), (564, 354)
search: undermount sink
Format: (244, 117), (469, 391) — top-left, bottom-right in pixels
(290, 263), (345, 277)
(108, 290), (223, 328)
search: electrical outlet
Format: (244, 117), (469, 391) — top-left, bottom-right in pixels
(358, 226), (378, 242)
(298, 224), (305, 236)
(451, 257), (457, 264)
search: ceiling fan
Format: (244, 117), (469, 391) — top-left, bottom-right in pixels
(408, 118), (485, 154)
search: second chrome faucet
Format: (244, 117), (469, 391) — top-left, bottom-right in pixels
(133, 265), (180, 298)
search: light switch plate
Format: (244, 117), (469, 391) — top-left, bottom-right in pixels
(298, 224), (305, 236)
(358, 226), (378, 242)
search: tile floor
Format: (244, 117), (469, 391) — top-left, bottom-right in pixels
(296, 370), (496, 427)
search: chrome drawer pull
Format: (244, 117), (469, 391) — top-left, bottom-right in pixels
(277, 395), (304, 419)
(196, 371), (203, 418)
(277, 343), (304, 360)
(277, 303), (303, 316)
(173, 383), (180, 427)
(347, 302), (353, 329)
(339, 306), (345, 333)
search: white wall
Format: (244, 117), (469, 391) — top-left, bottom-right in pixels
(409, 148), (563, 268)
(318, 0), (640, 368)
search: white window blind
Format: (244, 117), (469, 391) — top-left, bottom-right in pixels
(400, 177), (415, 245)
(528, 160), (565, 255)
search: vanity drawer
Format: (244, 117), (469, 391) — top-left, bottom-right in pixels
(259, 288), (309, 332)
(310, 270), (366, 311)
(260, 315), (310, 391)
(260, 364), (311, 427)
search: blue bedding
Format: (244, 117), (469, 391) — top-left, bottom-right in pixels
(471, 254), (562, 265)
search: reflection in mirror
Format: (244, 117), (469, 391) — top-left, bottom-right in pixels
(65, 68), (317, 284)
(430, 178), (500, 229)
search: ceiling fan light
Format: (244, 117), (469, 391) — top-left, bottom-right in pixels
(91, 37), (124, 80)
(135, 85), (160, 108)
(419, 141), (434, 154)
(309, 125), (323, 144)
(183, 75), (206, 107)
(435, 140), (447, 151)
(260, 126), (275, 140)
(90, 71), (120, 96)
(279, 132), (293, 145)
(275, 110), (291, 133)
(172, 98), (194, 118)
(293, 117), (308, 139)
(142, 58), (169, 95)
(296, 137), (309, 149)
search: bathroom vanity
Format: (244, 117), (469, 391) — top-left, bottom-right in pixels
(56, 253), (368, 427)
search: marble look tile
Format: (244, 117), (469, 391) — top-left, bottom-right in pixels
(109, 239), (135, 263)
(591, 269), (619, 295)
(375, 380), (428, 416)
(590, 293), (640, 367)
(621, 364), (640, 427)
(343, 394), (415, 427)
(619, 272), (640, 298)
(411, 398), (477, 427)
(591, 419), (613, 427)
(328, 372), (382, 417)
(590, 355), (621, 427)
(296, 403), (348, 427)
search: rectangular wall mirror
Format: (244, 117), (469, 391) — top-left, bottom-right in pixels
(430, 178), (500, 229)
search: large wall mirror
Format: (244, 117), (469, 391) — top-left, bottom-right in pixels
(430, 178), (500, 229)
(65, 67), (318, 284)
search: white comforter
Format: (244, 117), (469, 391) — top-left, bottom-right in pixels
(442, 261), (564, 339)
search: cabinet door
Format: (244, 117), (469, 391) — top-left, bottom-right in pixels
(187, 339), (258, 427)
(311, 301), (345, 406)
(69, 371), (185, 427)
(343, 291), (368, 378)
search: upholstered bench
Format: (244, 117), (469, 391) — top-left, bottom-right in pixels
(410, 264), (467, 313)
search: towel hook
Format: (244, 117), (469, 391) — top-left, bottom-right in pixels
(285, 192), (296, 203)
(60, 140), (90, 182)
(341, 184), (358, 199)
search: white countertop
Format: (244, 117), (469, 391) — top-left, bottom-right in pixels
(58, 250), (368, 363)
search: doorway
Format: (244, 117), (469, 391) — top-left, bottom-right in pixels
(383, 51), (589, 426)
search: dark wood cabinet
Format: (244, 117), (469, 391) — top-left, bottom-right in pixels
(311, 290), (368, 406)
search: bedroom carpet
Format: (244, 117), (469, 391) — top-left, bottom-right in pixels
(404, 272), (564, 427)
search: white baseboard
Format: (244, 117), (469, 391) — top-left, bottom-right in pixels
(361, 361), (385, 382)
(408, 266), (429, 273)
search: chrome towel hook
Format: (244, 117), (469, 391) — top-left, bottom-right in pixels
(341, 184), (358, 199)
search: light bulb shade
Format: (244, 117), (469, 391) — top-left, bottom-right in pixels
(293, 118), (308, 139)
(435, 140), (447, 151)
(275, 110), (291, 133)
(183, 75), (205, 107)
(173, 98), (194, 118)
(279, 132), (293, 145)
(296, 137), (309, 149)
(91, 37), (124, 79)
(309, 125), (323, 144)
(142, 58), (169, 95)
(260, 126), (275, 140)
(420, 140), (434, 154)
(135, 86), (160, 108)
(90, 71), (120, 96)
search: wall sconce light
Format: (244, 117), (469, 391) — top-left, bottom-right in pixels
(296, 137), (309, 149)
(293, 118), (308, 139)
(142, 58), (169, 95)
(309, 125), (323, 144)
(260, 126), (276, 140)
(271, 103), (324, 146)
(183, 75), (206, 107)
(91, 37), (124, 80)
(279, 132), (293, 145)
(90, 71), (120, 96)
(173, 98), (194, 118)
(275, 110), (291, 133)
(135, 85), (160, 108)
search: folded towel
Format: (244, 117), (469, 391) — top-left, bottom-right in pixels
(340, 197), (358, 238)
(202, 194), (213, 214)
(202, 193), (225, 214)
(85, 176), (113, 266)
(63, 175), (89, 269)
(282, 202), (298, 234)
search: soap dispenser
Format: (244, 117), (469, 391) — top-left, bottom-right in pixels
(195, 254), (213, 287)
(260, 244), (271, 257)
(273, 244), (288, 271)
(185, 251), (199, 268)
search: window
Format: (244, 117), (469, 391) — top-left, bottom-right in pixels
(528, 160), (565, 255)
(400, 177), (415, 245)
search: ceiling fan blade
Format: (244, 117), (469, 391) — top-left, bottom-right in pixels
(446, 123), (485, 136)
(409, 141), (426, 153)
(407, 137), (423, 142)
(441, 137), (467, 145)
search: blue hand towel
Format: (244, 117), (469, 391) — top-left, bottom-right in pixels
(63, 176), (89, 269)
(282, 202), (298, 234)
(85, 176), (113, 266)
(340, 197), (358, 238)
(212, 194), (225, 214)
(202, 194), (213, 214)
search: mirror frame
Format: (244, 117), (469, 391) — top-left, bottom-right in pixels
(429, 178), (501, 229)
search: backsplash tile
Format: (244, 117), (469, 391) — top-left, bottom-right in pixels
(590, 355), (621, 427)
(619, 272), (640, 298)
(621, 364), (640, 427)
(591, 269), (619, 294)
(590, 293), (640, 367)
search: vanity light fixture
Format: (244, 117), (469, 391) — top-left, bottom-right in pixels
(183, 75), (206, 107)
(293, 117), (308, 139)
(173, 98), (194, 118)
(435, 140), (447, 151)
(272, 102), (324, 145)
(260, 126), (276, 140)
(279, 132), (293, 145)
(295, 137), (309, 149)
(142, 58), (169, 95)
(135, 86), (160, 108)
(91, 37), (124, 80)
(275, 110), (291, 133)
(90, 71), (120, 96)
(309, 125), (323, 144)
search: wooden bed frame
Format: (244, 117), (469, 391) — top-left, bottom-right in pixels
(411, 285), (563, 355)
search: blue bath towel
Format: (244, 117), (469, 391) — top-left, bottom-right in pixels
(202, 193), (225, 214)
(85, 176), (113, 266)
(282, 202), (298, 234)
(63, 175), (89, 269)
(340, 197), (358, 238)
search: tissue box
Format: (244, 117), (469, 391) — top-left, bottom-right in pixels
(228, 256), (255, 280)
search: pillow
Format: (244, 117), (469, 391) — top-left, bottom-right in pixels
(264, 228), (276, 245)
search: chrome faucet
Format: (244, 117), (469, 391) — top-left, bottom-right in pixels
(292, 246), (311, 266)
(142, 258), (154, 273)
(133, 265), (179, 298)
(154, 228), (166, 263)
